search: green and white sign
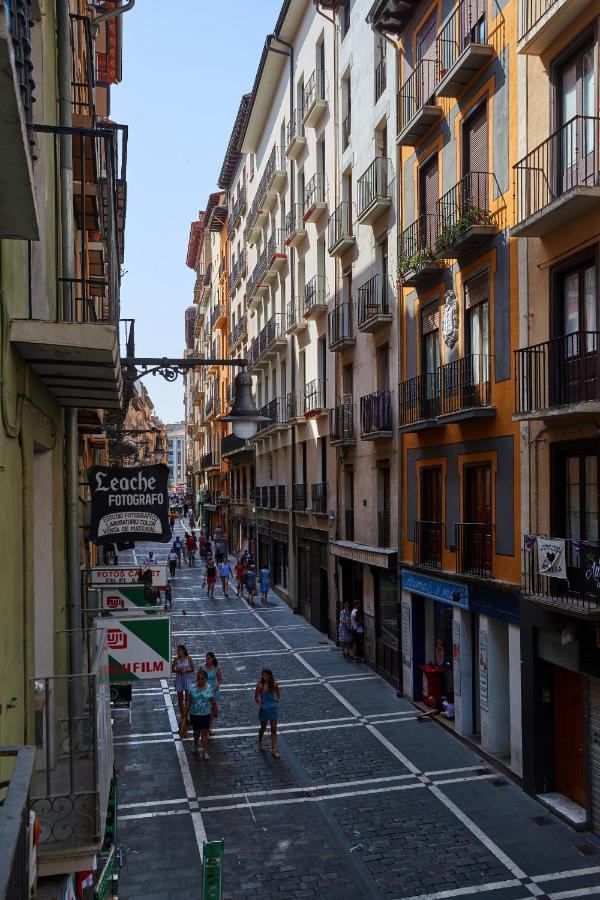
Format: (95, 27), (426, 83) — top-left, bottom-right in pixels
(99, 615), (171, 682)
(202, 840), (224, 900)
(100, 585), (156, 612)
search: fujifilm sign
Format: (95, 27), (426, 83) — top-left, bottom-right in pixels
(88, 464), (170, 544)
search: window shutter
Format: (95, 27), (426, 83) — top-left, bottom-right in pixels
(464, 270), (489, 309)
(464, 103), (488, 174)
(422, 308), (440, 334)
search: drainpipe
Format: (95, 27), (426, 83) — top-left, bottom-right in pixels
(57, 0), (83, 683)
(93, 0), (135, 24)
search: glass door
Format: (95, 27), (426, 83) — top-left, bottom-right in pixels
(558, 45), (596, 192)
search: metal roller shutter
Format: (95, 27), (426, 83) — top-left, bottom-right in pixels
(589, 676), (600, 833)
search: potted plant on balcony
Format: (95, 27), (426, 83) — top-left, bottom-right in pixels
(396, 247), (439, 290)
(436, 203), (494, 255)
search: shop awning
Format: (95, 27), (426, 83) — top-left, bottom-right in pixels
(329, 539), (397, 571)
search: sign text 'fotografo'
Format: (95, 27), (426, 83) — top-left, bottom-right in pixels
(88, 464), (170, 544)
(99, 615), (171, 682)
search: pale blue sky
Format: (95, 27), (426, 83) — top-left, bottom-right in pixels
(112, 0), (281, 423)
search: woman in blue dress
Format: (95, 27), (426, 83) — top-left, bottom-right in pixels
(259, 563), (271, 605)
(205, 651), (223, 734)
(171, 644), (194, 723)
(254, 667), (281, 758)
(186, 669), (217, 759)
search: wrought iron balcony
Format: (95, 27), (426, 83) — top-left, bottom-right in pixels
(286, 297), (307, 335)
(398, 372), (439, 429)
(303, 68), (327, 128)
(414, 521), (443, 569)
(512, 117), (600, 237)
(357, 274), (392, 332)
(228, 185), (247, 236)
(518, 0), (589, 55)
(456, 522), (493, 577)
(345, 508), (355, 541)
(221, 433), (250, 458)
(397, 59), (442, 146)
(438, 354), (493, 420)
(230, 314), (248, 348)
(330, 395), (355, 446)
(304, 274), (327, 318)
(248, 245), (269, 308)
(285, 203), (307, 247)
(293, 483), (307, 511)
(210, 302), (226, 331)
(436, 0), (494, 97)
(304, 172), (327, 222)
(203, 263), (212, 287)
(201, 451), (220, 470)
(266, 229), (288, 277)
(328, 201), (355, 256)
(328, 303), (355, 351)
(286, 108), (306, 160)
(357, 157), (392, 225)
(523, 537), (600, 617)
(397, 214), (444, 286)
(378, 509), (391, 547)
(250, 314), (286, 372)
(375, 57), (387, 102)
(304, 378), (326, 415)
(514, 332), (600, 420)
(360, 390), (393, 438)
(258, 396), (288, 434)
(311, 482), (328, 515)
(0, 745), (35, 897)
(436, 171), (498, 256)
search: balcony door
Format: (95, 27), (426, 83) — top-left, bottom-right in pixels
(421, 307), (440, 416)
(463, 463), (492, 574)
(552, 444), (600, 595)
(419, 466), (442, 567)
(417, 14), (437, 106)
(419, 153), (438, 248)
(552, 255), (598, 405)
(464, 271), (490, 407)
(558, 43), (595, 191)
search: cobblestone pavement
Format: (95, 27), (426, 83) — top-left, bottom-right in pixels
(114, 525), (600, 899)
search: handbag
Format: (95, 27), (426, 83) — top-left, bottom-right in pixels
(178, 716), (188, 738)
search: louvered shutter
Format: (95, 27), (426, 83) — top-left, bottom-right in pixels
(422, 308), (440, 334)
(464, 270), (489, 309)
(464, 103), (488, 174)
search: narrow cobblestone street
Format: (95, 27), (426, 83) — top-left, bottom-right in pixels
(114, 529), (600, 899)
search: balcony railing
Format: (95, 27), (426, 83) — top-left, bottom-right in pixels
(201, 451), (218, 469)
(414, 521), (443, 569)
(286, 297), (306, 333)
(357, 274), (391, 331)
(0, 745), (35, 899)
(287, 389), (301, 420)
(210, 303), (226, 331)
(303, 68), (326, 125)
(230, 314), (247, 348)
(515, 332), (600, 417)
(228, 185), (247, 234)
(328, 303), (354, 350)
(70, 14), (95, 118)
(304, 378), (326, 415)
(456, 522), (493, 577)
(328, 200), (354, 255)
(378, 509), (391, 547)
(436, 0), (493, 96)
(287, 109), (305, 149)
(304, 274), (327, 316)
(221, 433), (249, 457)
(304, 172), (326, 217)
(513, 117), (600, 236)
(285, 203), (307, 245)
(397, 214), (442, 284)
(293, 483), (307, 511)
(397, 59), (439, 140)
(357, 157), (392, 223)
(438, 354), (491, 416)
(519, 0), (565, 42)
(436, 171), (497, 256)
(311, 482), (328, 515)
(345, 508), (355, 541)
(266, 229), (288, 272)
(398, 373), (439, 426)
(278, 485), (287, 510)
(329, 395), (355, 445)
(375, 57), (387, 102)
(360, 390), (393, 437)
(523, 537), (600, 616)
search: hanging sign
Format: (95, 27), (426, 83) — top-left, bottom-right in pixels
(537, 537), (568, 580)
(88, 464), (170, 544)
(101, 586), (157, 611)
(99, 615), (171, 682)
(88, 565), (168, 589)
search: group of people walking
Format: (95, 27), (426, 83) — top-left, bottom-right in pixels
(338, 600), (365, 662)
(172, 645), (281, 759)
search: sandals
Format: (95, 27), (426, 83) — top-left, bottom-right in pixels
(258, 740), (265, 751)
(271, 750), (281, 759)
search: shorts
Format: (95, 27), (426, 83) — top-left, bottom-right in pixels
(189, 714), (211, 733)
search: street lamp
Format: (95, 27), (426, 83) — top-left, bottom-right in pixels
(154, 434), (166, 464)
(218, 370), (269, 439)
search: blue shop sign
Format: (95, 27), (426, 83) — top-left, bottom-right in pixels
(401, 570), (469, 608)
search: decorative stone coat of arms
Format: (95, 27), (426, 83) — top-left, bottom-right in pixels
(441, 289), (458, 349)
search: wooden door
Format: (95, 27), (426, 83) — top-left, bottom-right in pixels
(420, 467), (442, 566)
(554, 666), (587, 808)
(464, 464), (492, 574)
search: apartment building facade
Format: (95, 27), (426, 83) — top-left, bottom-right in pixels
(512, 0), (600, 829)
(380, 0), (524, 774)
(1, 0), (130, 892)
(166, 421), (186, 487)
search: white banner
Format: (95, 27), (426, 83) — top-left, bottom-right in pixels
(88, 566), (168, 589)
(537, 537), (568, 580)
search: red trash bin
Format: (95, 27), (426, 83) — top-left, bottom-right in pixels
(419, 664), (445, 706)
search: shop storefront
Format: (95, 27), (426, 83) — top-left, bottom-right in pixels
(401, 569), (522, 775)
(297, 527), (329, 634)
(257, 520), (289, 594)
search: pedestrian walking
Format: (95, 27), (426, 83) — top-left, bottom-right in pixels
(205, 651), (223, 732)
(169, 511), (176, 530)
(218, 559), (233, 598)
(183, 502), (189, 517)
(204, 559), (217, 599)
(185, 532), (197, 567)
(259, 563), (271, 605)
(171, 644), (194, 723)
(164, 581), (173, 610)
(168, 548), (178, 579)
(255, 668), (281, 758)
(173, 535), (182, 567)
(188, 513), (196, 530)
(243, 565), (257, 605)
(142, 550), (155, 566)
(351, 602), (365, 662)
(187, 669), (217, 759)
(235, 559), (246, 597)
(338, 601), (352, 658)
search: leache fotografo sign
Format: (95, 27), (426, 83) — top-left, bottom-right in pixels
(99, 615), (171, 682)
(89, 464), (170, 544)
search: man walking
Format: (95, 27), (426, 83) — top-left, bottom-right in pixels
(218, 559), (233, 598)
(185, 532), (197, 567)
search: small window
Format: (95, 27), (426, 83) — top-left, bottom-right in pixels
(341, 0), (350, 39)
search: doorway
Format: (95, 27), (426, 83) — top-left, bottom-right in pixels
(554, 666), (586, 808)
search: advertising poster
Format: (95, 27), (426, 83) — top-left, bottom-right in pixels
(99, 615), (171, 682)
(88, 464), (170, 544)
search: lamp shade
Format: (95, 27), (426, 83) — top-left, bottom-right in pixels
(218, 371), (270, 438)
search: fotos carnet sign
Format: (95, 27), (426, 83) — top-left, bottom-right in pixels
(88, 464), (170, 544)
(99, 615), (171, 682)
(88, 566), (168, 589)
